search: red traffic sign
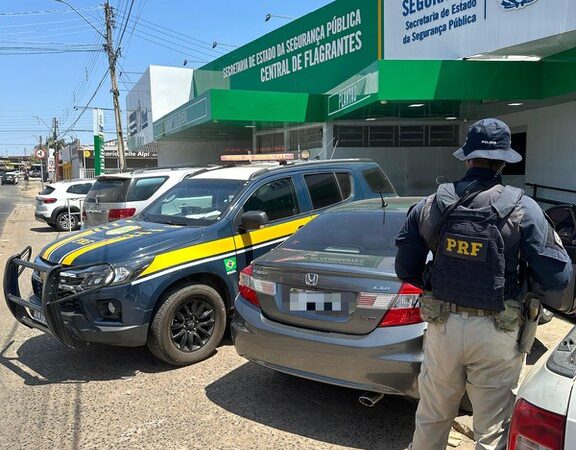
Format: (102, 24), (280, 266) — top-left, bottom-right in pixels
(35, 148), (47, 159)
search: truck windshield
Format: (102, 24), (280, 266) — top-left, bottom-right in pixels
(141, 178), (245, 226)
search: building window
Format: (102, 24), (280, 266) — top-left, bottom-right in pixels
(256, 133), (284, 153)
(398, 125), (426, 147)
(429, 125), (460, 146)
(504, 132), (526, 176)
(335, 126), (364, 147)
(368, 126), (395, 147)
(289, 127), (323, 151)
(334, 124), (459, 148)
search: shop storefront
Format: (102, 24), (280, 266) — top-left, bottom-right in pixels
(155, 0), (576, 200)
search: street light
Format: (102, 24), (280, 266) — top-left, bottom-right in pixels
(265, 13), (294, 22)
(212, 41), (238, 49)
(52, 0), (106, 39)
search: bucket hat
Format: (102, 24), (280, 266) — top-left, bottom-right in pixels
(453, 118), (522, 163)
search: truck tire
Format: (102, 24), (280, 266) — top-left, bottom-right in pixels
(147, 284), (226, 366)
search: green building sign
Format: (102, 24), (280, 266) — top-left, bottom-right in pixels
(193, 0), (379, 96)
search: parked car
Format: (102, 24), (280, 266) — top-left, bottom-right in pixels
(509, 323), (576, 449)
(232, 198), (576, 403)
(82, 167), (208, 227)
(35, 179), (95, 231)
(2, 171), (19, 185)
(5, 159), (397, 366)
(231, 197), (425, 399)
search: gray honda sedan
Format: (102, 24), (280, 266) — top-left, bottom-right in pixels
(231, 197), (425, 401)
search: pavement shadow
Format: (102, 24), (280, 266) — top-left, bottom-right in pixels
(205, 362), (416, 450)
(29, 227), (58, 234)
(0, 333), (175, 386)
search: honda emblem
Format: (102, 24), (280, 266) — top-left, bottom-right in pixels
(305, 273), (319, 287)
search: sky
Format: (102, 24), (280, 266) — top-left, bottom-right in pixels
(0, 0), (331, 156)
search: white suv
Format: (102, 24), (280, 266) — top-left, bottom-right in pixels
(83, 167), (208, 227)
(35, 179), (95, 231)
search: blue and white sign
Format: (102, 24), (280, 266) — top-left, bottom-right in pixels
(385, 0), (576, 60)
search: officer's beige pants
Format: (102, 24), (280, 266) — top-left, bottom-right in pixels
(411, 313), (524, 450)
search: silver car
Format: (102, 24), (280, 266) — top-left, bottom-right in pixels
(231, 197), (425, 400)
(83, 167), (207, 227)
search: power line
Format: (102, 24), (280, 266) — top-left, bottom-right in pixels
(0, 49), (101, 55)
(0, 7), (101, 17)
(115, 10), (226, 58)
(116, 0), (135, 50)
(60, 68), (110, 138)
(130, 29), (209, 61)
(0, 17), (87, 28)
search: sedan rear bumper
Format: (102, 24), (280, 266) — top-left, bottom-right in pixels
(232, 295), (425, 398)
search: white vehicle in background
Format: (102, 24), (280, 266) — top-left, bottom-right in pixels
(35, 179), (95, 231)
(82, 167), (208, 227)
(509, 324), (576, 450)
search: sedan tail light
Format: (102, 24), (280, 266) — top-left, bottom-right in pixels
(42, 198), (57, 204)
(108, 208), (136, 221)
(239, 265), (260, 307)
(378, 282), (423, 327)
(508, 399), (565, 450)
(239, 265), (276, 308)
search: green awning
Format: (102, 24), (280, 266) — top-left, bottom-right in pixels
(154, 89), (324, 140)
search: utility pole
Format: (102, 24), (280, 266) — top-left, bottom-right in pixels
(104, 1), (126, 172)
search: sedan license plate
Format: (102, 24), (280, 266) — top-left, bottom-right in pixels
(289, 289), (342, 312)
(31, 310), (47, 325)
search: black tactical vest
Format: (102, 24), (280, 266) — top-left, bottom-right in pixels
(420, 184), (524, 311)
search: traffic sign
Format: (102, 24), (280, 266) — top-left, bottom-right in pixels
(35, 148), (46, 159)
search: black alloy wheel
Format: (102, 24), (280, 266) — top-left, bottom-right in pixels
(147, 283), (227, 366)
(170, 299), (215, 352)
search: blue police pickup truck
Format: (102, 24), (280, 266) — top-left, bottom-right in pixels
(4, 158), (397, 365)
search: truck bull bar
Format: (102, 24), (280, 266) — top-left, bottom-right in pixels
(3, 246), (113, 348)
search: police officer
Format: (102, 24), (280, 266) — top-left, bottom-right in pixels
(395, 118), (572, 450)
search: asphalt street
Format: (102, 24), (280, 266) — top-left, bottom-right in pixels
(0, 184), (20, 235)
(0, 182), (571, 450)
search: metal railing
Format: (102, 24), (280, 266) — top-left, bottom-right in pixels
(79, 168), (122, 179)
(65, 197), (85, 233)
(525, 183), (576, 206)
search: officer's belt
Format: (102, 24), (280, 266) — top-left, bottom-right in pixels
(448, 304), (495, 317)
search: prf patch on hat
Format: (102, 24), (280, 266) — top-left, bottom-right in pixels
(442, 234), (489, 262)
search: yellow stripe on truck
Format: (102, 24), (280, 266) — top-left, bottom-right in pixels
(42, 228), (98, 260)
(140, 215), (317, 278)
(140, 236), (237, 277)
(61, 235), (136, 265)
(233, 215), (315, 249)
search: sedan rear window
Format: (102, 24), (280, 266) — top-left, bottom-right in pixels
(85, 178), (130, 203)
(283, 210), (406, 257)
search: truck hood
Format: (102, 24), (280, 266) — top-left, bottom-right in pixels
(40, 220), (206, 266)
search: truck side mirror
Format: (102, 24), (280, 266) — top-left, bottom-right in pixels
(239, 211), (269, 232)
